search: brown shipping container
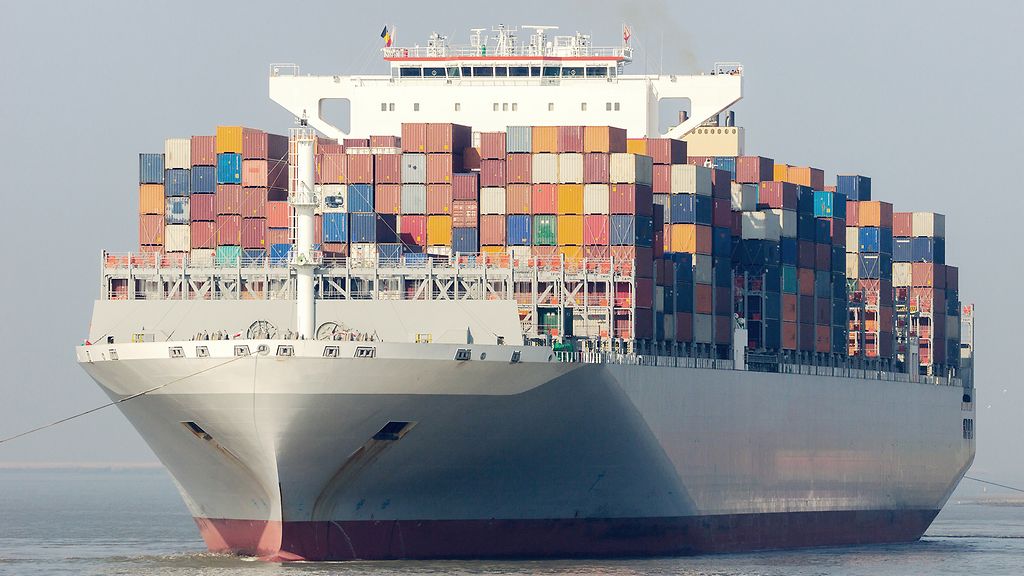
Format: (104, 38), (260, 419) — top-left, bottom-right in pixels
(557, 126), (585, 153)
(452, 200), (479, 228)
(369, 135), (400, 148)
(846, 200), (860, 227)
(427, 153), (462, 184)
(318, 154), (347, 184)
(735, 156), (773, 183)
(139, 184), (164, 215)
(479, 215), (505, 245)
(893, 212), (913, 237)
(695, 284), (713, 314)
(426, 184), (453, 214)
(480, 132), (507, 160)
(644, 138), (687, 165)
(480, 158), (506, 187)
(266, 227), (289, 246)
(462, 146), (481, 170)
(216, 215), (242, 245)
(321, 242), (347, 256)
(584, 126), (627, 153)
(216, 185), (242, 215)
(191, 221), (215, 249)
(244, 130), (289, 161)
(190, 136), (216, 166)
(240, 187), (267, 218)
(533, 184), (558, 214)
(506, 184), (532, 214)
(139, 214), (164, 246)
(402, 123), (428, 152)
(506, 154), (532, 184)
(652, 164), (672, 193)
(343, 138), (369, 148)
(266, 201), (289, 228)
(190, 193), (215, 221)
(782, 293), (797, 322)
(452, 172), (479, 200)
(346, 154), (374, 184)
(375, 154), (402, 184)
(375, 184), (402, 214)
(584, 153), (610, 184)
(609, 184), (654, 216)
(241, 218), (267, 249)
(532, 126), (558, 153)
(426, 123), (471, 154)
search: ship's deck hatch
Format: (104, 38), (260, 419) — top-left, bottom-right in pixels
(373, 421), (413, 441)
(183, 421), (212, 441)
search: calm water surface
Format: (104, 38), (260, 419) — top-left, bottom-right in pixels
(1, 468), (1021, 575)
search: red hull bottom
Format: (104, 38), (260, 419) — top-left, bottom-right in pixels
(195, 509), (940, 561)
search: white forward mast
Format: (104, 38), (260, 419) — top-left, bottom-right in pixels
(290, 124), (318, 339)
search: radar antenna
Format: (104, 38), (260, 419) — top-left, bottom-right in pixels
(522, 25), (558, 56)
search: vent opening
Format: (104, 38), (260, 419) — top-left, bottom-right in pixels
(183, 421), (212, 441)
(373, 421), (414, 441)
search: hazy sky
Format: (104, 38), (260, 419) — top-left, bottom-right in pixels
(0, 1), (1021, 488)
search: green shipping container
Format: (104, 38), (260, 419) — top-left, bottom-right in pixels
(533, 214), (557, 246)
(782, 265), (798, 294)
(537, 307), (573, 336)
(216, 245), (242, 266)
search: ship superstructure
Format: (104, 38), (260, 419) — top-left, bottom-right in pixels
(79, 25), (975, 561)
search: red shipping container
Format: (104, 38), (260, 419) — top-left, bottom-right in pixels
(346, 154), (374, 184)
(216, 185), (242, 215)
(695, 285), (713, 314)
(480, 132), (506, 160)
(731, 211), (742, 237)
(585, 245), (610, 260)
(427, 153), (462, 185)
(401, 123), (427, 152)
(846, 201), (860, 227)
(375, 184), (402, 214)
(240, 187), (267, 218)
(782, 321), (798, 350)
(584, 153), (611, 184)
(893, 212), (913, 237)
(452, 172), (479, 200)
(652, 164), (672, 193)
(824, 185), (836, 193)
(322, 242), (347, 256)
(266, 227), (289, 246)
(315, 214), (322, 244)
(369, 135), (400, 148)
(242, 129), (288, 161)
(782, 294), (797, 322)
(506, 184), (531, 214)
(452, 200), (479, 228)
(266, 201), (289, 228)
(374, 154), (402, 184)
(190, 194), (216, 221)
(241, 218), (267, 249)
(712, 198), (731, 227)
(317, 138), (344, 155)
(644, 138), (687, 165)
(759, 181), (798, 210)
(190, 221), (216, 248)
(675, 312), (693, 342)
(635, 277), (654, 308)
(426, 184), (453, 214)
(715, 316), (731, 345)
(557, 126), (585, 153)
(216, 214), (242, 245)
(426, 123), (471, 154)
(399, 215), (427, 246)
(190, 135), (216, 166)
(735, 156), (773, 183)
(318, 153), (346, 184)
(797, 241), (815, 269)
(480, 158), (506, 187)
(139, 214), (164, 245)
(912, 263), (945, 289)
(342, 138), (368, 148)
(532, 184), (558, 213)
(609, 184), (654, 216)
(584, 214), (609, 245)
(653, 228), (664, 259)
(506, 154), (532, 184)
(479, 214), (505, 245)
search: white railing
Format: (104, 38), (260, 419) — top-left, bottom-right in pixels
(269, 63), (300, 77)
(382, 45), (630, 60)
(713, 62), (743, 76)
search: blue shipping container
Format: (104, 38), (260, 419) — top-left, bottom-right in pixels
(609, 215), (653, 247)
(270, 244), (292, 263)
(506, 214), (531, 245)
(377, 243), (403, 261)
(814, 191), (847, 219)
(712, 227), (731, 258)
(506, 126), (532, 154)
(911, 237), (945, 264)
(780, 238), (798, 266)
(190, 166), (216, 194)
(832, 326), (847, 354)
(815, 218), (832, 244)
(653, 194), (670, 223)
(139, 153), (164, 184)
(858, 253), (892, 279)
(713, 156), (737, 179)
(165, 196), (189, 225)
(858, 227), (893, 254)
(217, 153), (242, 184)
(404, 252), (429, 265)
(165, 168), (191, 197)
(452, 228), (479, 254)
(764, 292), (782, 320)
(675, 280), (694, 312)
(796, 186), (815, 216)
(673, 253), (693, 282)
(243, 249), (266, 265)
(695, 195), (713, 225)
(350, 213), (397, 243)
(797, 213), (816, 241)
(831, 246), (845, 273)
(347, 184), (375, 213)
(713, 256), (731, 287)
(669, 194), (696, 224)
(323, 212), (349, 243)
(837, 175), (871, 201)
(893, 237), (913, 262)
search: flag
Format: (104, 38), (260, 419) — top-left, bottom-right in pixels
(381, 25), (392, 48)
(623, 24), (631, 44)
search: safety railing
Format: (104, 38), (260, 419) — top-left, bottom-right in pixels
(269, 63), (300, 77)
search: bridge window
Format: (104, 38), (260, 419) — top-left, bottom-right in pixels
(423, 67), (445, 77)
(495, 67), (508, 77)
(586, 67), (608, 77)
(614, 102), (621, 111)
(413, 103), (420, 111)
(512, 103), (518, 111)
(447, 66), (460, 77)
(530, 66), (541, 77)
(606, 102), (612, 111)
(389, 103), (395, 111)
(461, 66), (472, 76)
(493, 103), (499, 111)
(543, 67), (560, 77)
(548, 103), (555, 112)
(581, 102), (587, 111)
(473, 66), (493, 77)
(454, 102), (461, 111)
(399, 68), (422, 77)
(502, 103), (508, 111)
(562, 67), (583, 77)
(509, 66), (529, 77)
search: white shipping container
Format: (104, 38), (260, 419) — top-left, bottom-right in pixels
(190, 248), (216, 266)
(532, 154), (559, 184)
(609, 153), (653, 186)
(164, 224), (190, 253)
(912, 212), (945, 238)
(508, 245), (532, 260)
(583, 184), (610, 214)
(319, 184), (347, 213)
(480, 187), (507, 215)
(350, 243), (377, 264)
(768, 208), (797, 238)
(655, 286), (665, 313)
(670, 164), (712, 195)
(730, 182), (757, 211)
(165, 138), (191, 169)
(694, 313), (713, 343)
(693, 254), (713, 285)
(663, 313), (675, 341)
(740, 211), (781, 241)
(558, 153), (584, 184)
(846, 253), (860, 279)
(893, 262), (913, 286)
(846, 227), (860, 252)
(427, 245), (452, 257)
(400, 184), (426, 214)
(401, 153), (426, 184)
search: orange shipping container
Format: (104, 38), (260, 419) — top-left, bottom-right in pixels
(426, 184), (453, 214)
(815, 325), (831, 354)
(139, 214), (164, 246)
(785, 166), (824, 189)
(782, 320), (798, 350)
(773, 163), (790, 182)
(427, 215), (452, 245)
(626, 138), (647, 155)
(506, 184), (532, 214)
(669, 224), (713, 255)
(375, 184), (402, 214)
(557, 215), (584, 246)
(782, 293), (797, 322)
(215, 126), (243, 154)
(557, 184), (584, 215)
(266, 201), (289, 228)
(139, 184), (164, 215)
(858, 201), (894, 228)
(531, 126), (558, 154)
(584, 126), (627, 153)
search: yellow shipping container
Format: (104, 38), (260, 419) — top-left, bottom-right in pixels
(787, 166), (813, 187)
(773, 163), (790, 183)
(139, 184), (165, 215)
(427, 215), (452, 246)
(626, 138), (647, 155)
(216, 126), (243, 154)
(557, 215), (584, 246)
(559, 245), (583, 262)
(481, 245), (507, 254)
(531, 126), (558, 153)
(557, 184), (584, 215)
(670, 223), (697, 253)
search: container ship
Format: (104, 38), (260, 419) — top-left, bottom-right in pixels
(77, 25), (976, 561)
